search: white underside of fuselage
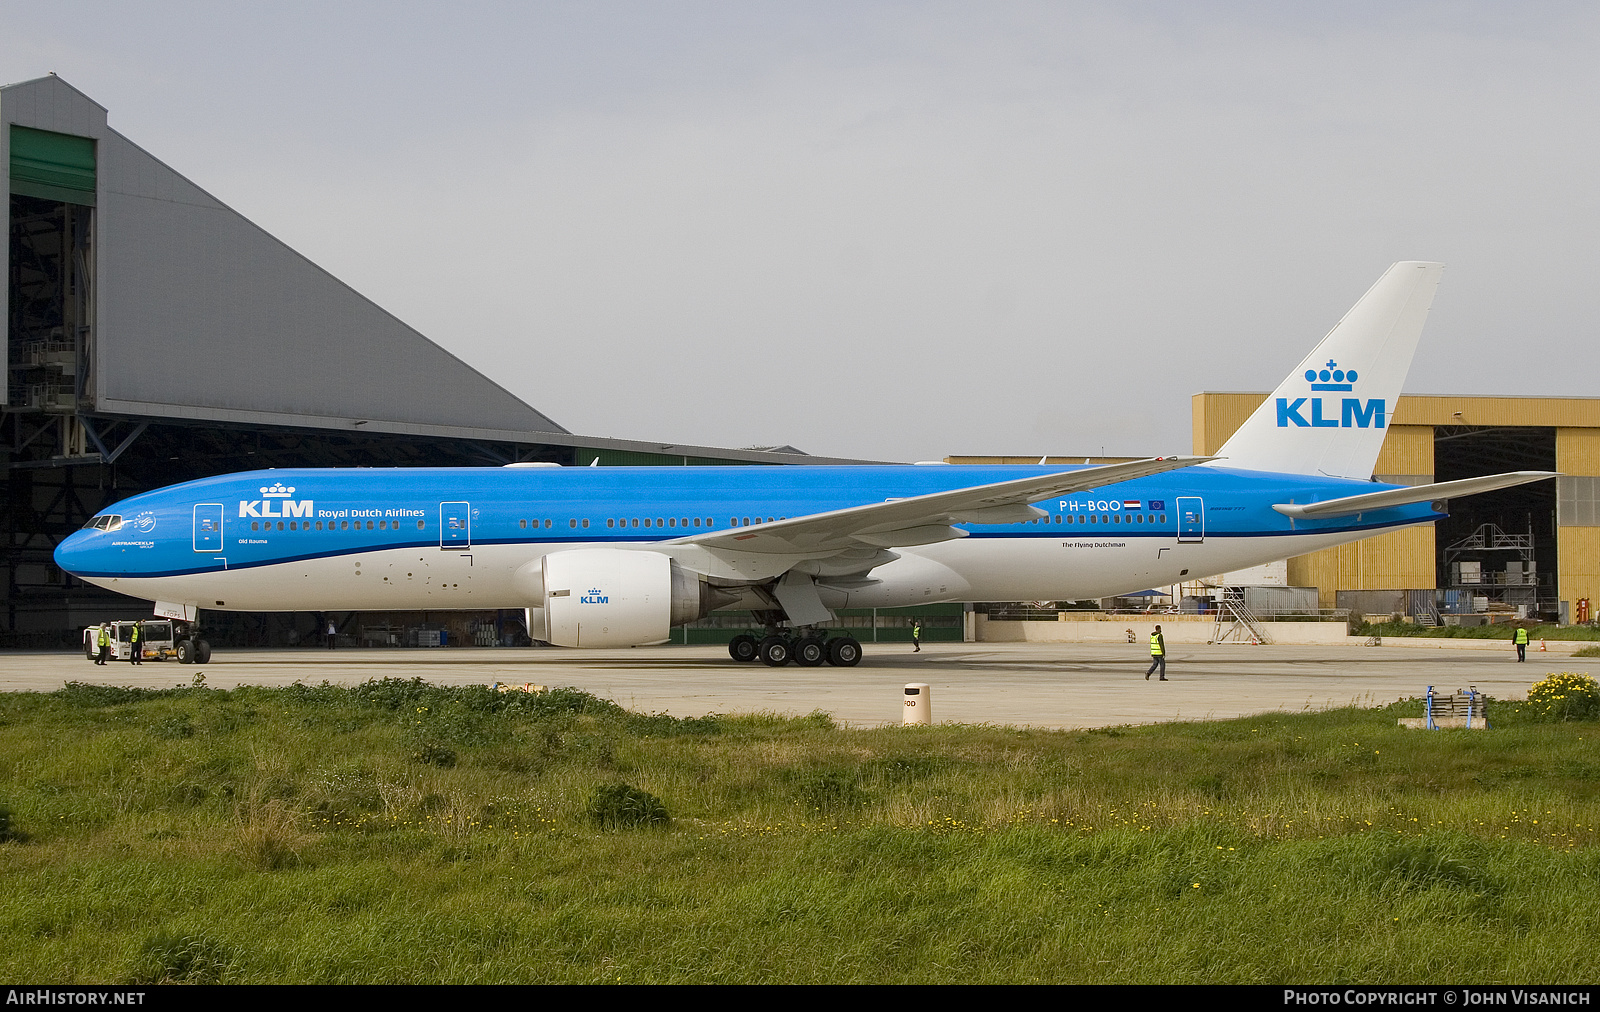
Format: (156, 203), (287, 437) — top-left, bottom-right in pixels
(83, 523), (1424, 616)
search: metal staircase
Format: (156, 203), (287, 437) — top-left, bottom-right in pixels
(1209, 588), (1272, 644)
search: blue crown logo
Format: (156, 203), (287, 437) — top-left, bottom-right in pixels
(261, 483), (297, 498)
(1304, 359), (1356, 392)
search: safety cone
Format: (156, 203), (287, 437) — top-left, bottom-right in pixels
(1540, 638), (1547, 652)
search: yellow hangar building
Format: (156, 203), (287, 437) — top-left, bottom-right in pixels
(1197, 392), (1597, 624)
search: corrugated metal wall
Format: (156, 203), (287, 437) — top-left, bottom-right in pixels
(3, 74), (567, 437)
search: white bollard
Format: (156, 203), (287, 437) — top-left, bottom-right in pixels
(903, 683), (932, 725)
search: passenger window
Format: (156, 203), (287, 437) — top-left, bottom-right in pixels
(656, 518), (664, 527)
(668, 518), (676, 527)
(417, 520), (425, 529)
(544, 519), (552, 529)
(644, 518), (652, 528)
(631, 518), (639, 528)
(607, 519), (615, 529)
(581, 519), (590, 529)
(251, 521), (259, 531)
(742, 517), (750, 526)
(276, 521), (285, 531)
(569, 519), (577, 529)
(693, 518), (701, 527)
(341, 521), (350, 530)
(706, 518), (713, 527)
(681, 518), (689, 526)
(520, 519), (527, 529)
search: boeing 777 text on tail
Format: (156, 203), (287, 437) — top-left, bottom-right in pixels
(54, 263), (1556, 666)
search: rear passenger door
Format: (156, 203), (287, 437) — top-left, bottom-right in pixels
(440, 502), (471, 550)
(1177, 497), (1204, 543)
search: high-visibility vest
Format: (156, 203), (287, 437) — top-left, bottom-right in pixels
(1515, 628), (1529, 645)
(130, 625), (140, 643)
(1150, 633), (1164, 656)
(97, 627), (108, 646)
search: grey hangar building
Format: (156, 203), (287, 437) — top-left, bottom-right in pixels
(2, 74), (873, 649)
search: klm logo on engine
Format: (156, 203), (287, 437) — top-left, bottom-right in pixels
(1275, 360), (1385, 429)
(238, 483), (314, 519)
(580, 587), (609, 604)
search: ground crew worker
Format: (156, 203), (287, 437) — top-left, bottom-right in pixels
(129, 621), (142, 665)
(1145, 624), (1167, 680)
(95, 623), (110, 665)
(911, 621), (922, 653)
(1515, 625), (1529, 662)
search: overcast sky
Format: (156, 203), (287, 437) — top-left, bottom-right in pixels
(5, 2), (1598, 461)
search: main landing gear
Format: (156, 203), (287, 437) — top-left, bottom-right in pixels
(727, 632), (862, 667)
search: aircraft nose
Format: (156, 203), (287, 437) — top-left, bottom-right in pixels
(54, 529), (100, 576)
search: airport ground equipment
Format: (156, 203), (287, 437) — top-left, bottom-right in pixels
(1397, 685), (1489, 730)
(80, 619), (208, 663)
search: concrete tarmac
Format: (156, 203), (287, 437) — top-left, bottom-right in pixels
(4, 642), (1583, 729)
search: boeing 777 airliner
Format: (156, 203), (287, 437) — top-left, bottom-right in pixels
(54, 262), (1555, 666)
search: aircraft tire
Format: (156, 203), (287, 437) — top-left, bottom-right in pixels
(175, 640), (194, 664)
(758, 635), (792, 667)
(826, 636), (862, 667)
(794, 637), (826, 667)
(728, 634), (758, 663)
(196, 640), (212, 664)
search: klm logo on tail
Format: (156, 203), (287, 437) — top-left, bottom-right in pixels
(1275, 360), (1385, 429)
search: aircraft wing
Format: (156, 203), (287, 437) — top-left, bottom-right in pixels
(1272, 471), (1559, 519)
(674, 456), (1216, 555)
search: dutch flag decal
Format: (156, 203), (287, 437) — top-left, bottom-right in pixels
(1122, 500), (1142, 509)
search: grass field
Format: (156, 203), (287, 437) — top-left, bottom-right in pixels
(1, 676), (1598, 983)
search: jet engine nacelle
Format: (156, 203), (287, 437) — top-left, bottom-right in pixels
(531, 549), (716, 648)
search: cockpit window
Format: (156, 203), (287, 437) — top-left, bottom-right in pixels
(82, 515), (123, 531)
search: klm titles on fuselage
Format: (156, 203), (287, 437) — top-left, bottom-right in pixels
(236, 483), (426, 521)
(239, 484), (312, 519)
(1276, 361), (1385, 429)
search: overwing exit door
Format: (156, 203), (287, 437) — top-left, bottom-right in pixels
(1176, 497), (1204, 543)
(440, 502), (471, 550)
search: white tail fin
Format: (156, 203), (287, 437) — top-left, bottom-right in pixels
(1216, 261), (1443, 478)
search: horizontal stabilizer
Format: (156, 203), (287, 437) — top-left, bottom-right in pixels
(1272, 471), (1559, 519)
